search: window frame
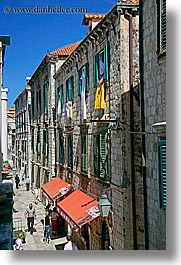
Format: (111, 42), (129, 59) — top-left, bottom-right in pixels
(67, 133), (73, 169)
(157, 0), (166, 58)
(78, 63), (89, 96)
(59, 132), (65, 165)
(81, 132), (88, 174)
(93, 131), (109, 181)
(158, 139), (166, 210)
(93, 42), (110, 87)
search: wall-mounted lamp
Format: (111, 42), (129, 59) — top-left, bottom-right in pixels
(98, 194), (111, 218)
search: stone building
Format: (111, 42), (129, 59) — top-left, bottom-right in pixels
(0, 36), (13, 250)
(54, 0), (144, 250)
(14, 78), (32, 182)
(1, 88), (8, 161)
(7, 107), (16, 165)
(139, 0), (166, 249)
(28, 42), (80, 190)
(0, 36), (10, 181)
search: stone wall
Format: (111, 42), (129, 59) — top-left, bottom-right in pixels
(142, 0), (166, 249)
(55, 4), (141, 250)
(0, 181), (13, 250)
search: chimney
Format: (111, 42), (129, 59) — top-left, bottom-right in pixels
(82, 14), (106, 34)
(26, 76), (31, 84)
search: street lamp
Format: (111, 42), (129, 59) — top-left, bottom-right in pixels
(98, 194), (111, 218)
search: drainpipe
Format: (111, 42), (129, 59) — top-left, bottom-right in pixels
(124, 10), (137, 250)
(139, 0), (148, 249)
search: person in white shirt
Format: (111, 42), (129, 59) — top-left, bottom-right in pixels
(15, 233), (23, 250)
(64, 235), (78, 250)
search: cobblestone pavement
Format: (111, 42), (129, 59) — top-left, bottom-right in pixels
(12, 178), (67, 250)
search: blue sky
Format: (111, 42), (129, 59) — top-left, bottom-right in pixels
(0, 0), (118, 107)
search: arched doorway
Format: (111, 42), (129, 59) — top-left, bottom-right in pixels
(102, 220), (110, 250)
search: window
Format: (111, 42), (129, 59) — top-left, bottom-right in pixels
(157, 0), (166, 57)
(43, 81), (49, 111)
(78, 63), (89, 96)
(66, 76), (74, 102)
(57, 85), (64, 115)
(67, 133), (73, 168)
(36, 127), (41, 154)
(93, 42), (110, 87)
(32, 92), (34, 118)
(158, 139), (166, 210)
(59, 133), (64, 165)
(93, 131), (109, 181)
(43, 130), (48, 156)
(31, 128), (34, 154)
(81, 133), (88, 173)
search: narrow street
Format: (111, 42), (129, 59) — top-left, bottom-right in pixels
(13, 178), (67, 250)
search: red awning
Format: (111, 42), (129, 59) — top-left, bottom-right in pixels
(41, 177), (72, 204)
(56, 190), (100, 231)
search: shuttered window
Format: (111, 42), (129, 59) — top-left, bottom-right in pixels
(44, 81), (49, 111)
(78, 63), (89, 96)
(157, 0), (166, 57)
(93, 42), (110, 87)
(57, 84), (64, 115)
(93, 131), (109, 181)
(36, 127), (41, 154)
(158, 140), (166, 210)
(59, 133), (64, 165)
(66, 76), (74, 102)
(81, 133), (88, 173)
(43, 130), (48, 156)
(68, 133), (73, 168)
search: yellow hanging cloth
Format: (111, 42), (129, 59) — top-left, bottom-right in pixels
(70, 101), (73, 119)
(94, 82), (106, 109)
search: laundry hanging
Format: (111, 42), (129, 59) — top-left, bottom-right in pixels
(66, 101), (73, 119)
(94, 81), (106, 110)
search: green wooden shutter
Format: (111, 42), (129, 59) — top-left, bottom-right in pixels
(100, 132), (108, 180)
(161, 0), (166, 53)
(45, 81), (49, 110)
(61, 85), (64, 105)
(94, 135), (99, 177)
(85, 63), (89, 92)
(93, 53), (99, 87)
(60, 134), (64, 164)
(81, 134), (88, 173)
(66, 80), (69, 102)
(104, 42), (110, 82)
(78, 68), (82, 96)
(70, 76), (74, 101)
(68, 134), (73, 168)
(58, 85), (64, 105)
(158, 140), (166, 210)
(43, 130), (46, 155)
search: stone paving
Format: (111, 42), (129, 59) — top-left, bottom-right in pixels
(12, 178), (67, 250)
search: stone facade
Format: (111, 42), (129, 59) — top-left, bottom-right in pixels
(7, 107), (16, 165)
(28, 50), (77, 191)
(54, 1), (143, 250)
(14, 82), (32, 183)
(0, 181), (13, 250)
(140, 0), (166, 249)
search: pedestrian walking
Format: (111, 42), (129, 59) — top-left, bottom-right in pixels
(24, 203), (36, 235)
(34, 187), (39, 204)
(50, 207), (59, 238)
(25, 177), (30, 191)
(43, 212), (51, 243)
(15, 174), (20, 189)
(64, 235), (78, 250)
(15, 232), (23, 250)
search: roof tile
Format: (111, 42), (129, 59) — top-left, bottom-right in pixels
(50, 41), (81, 56)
